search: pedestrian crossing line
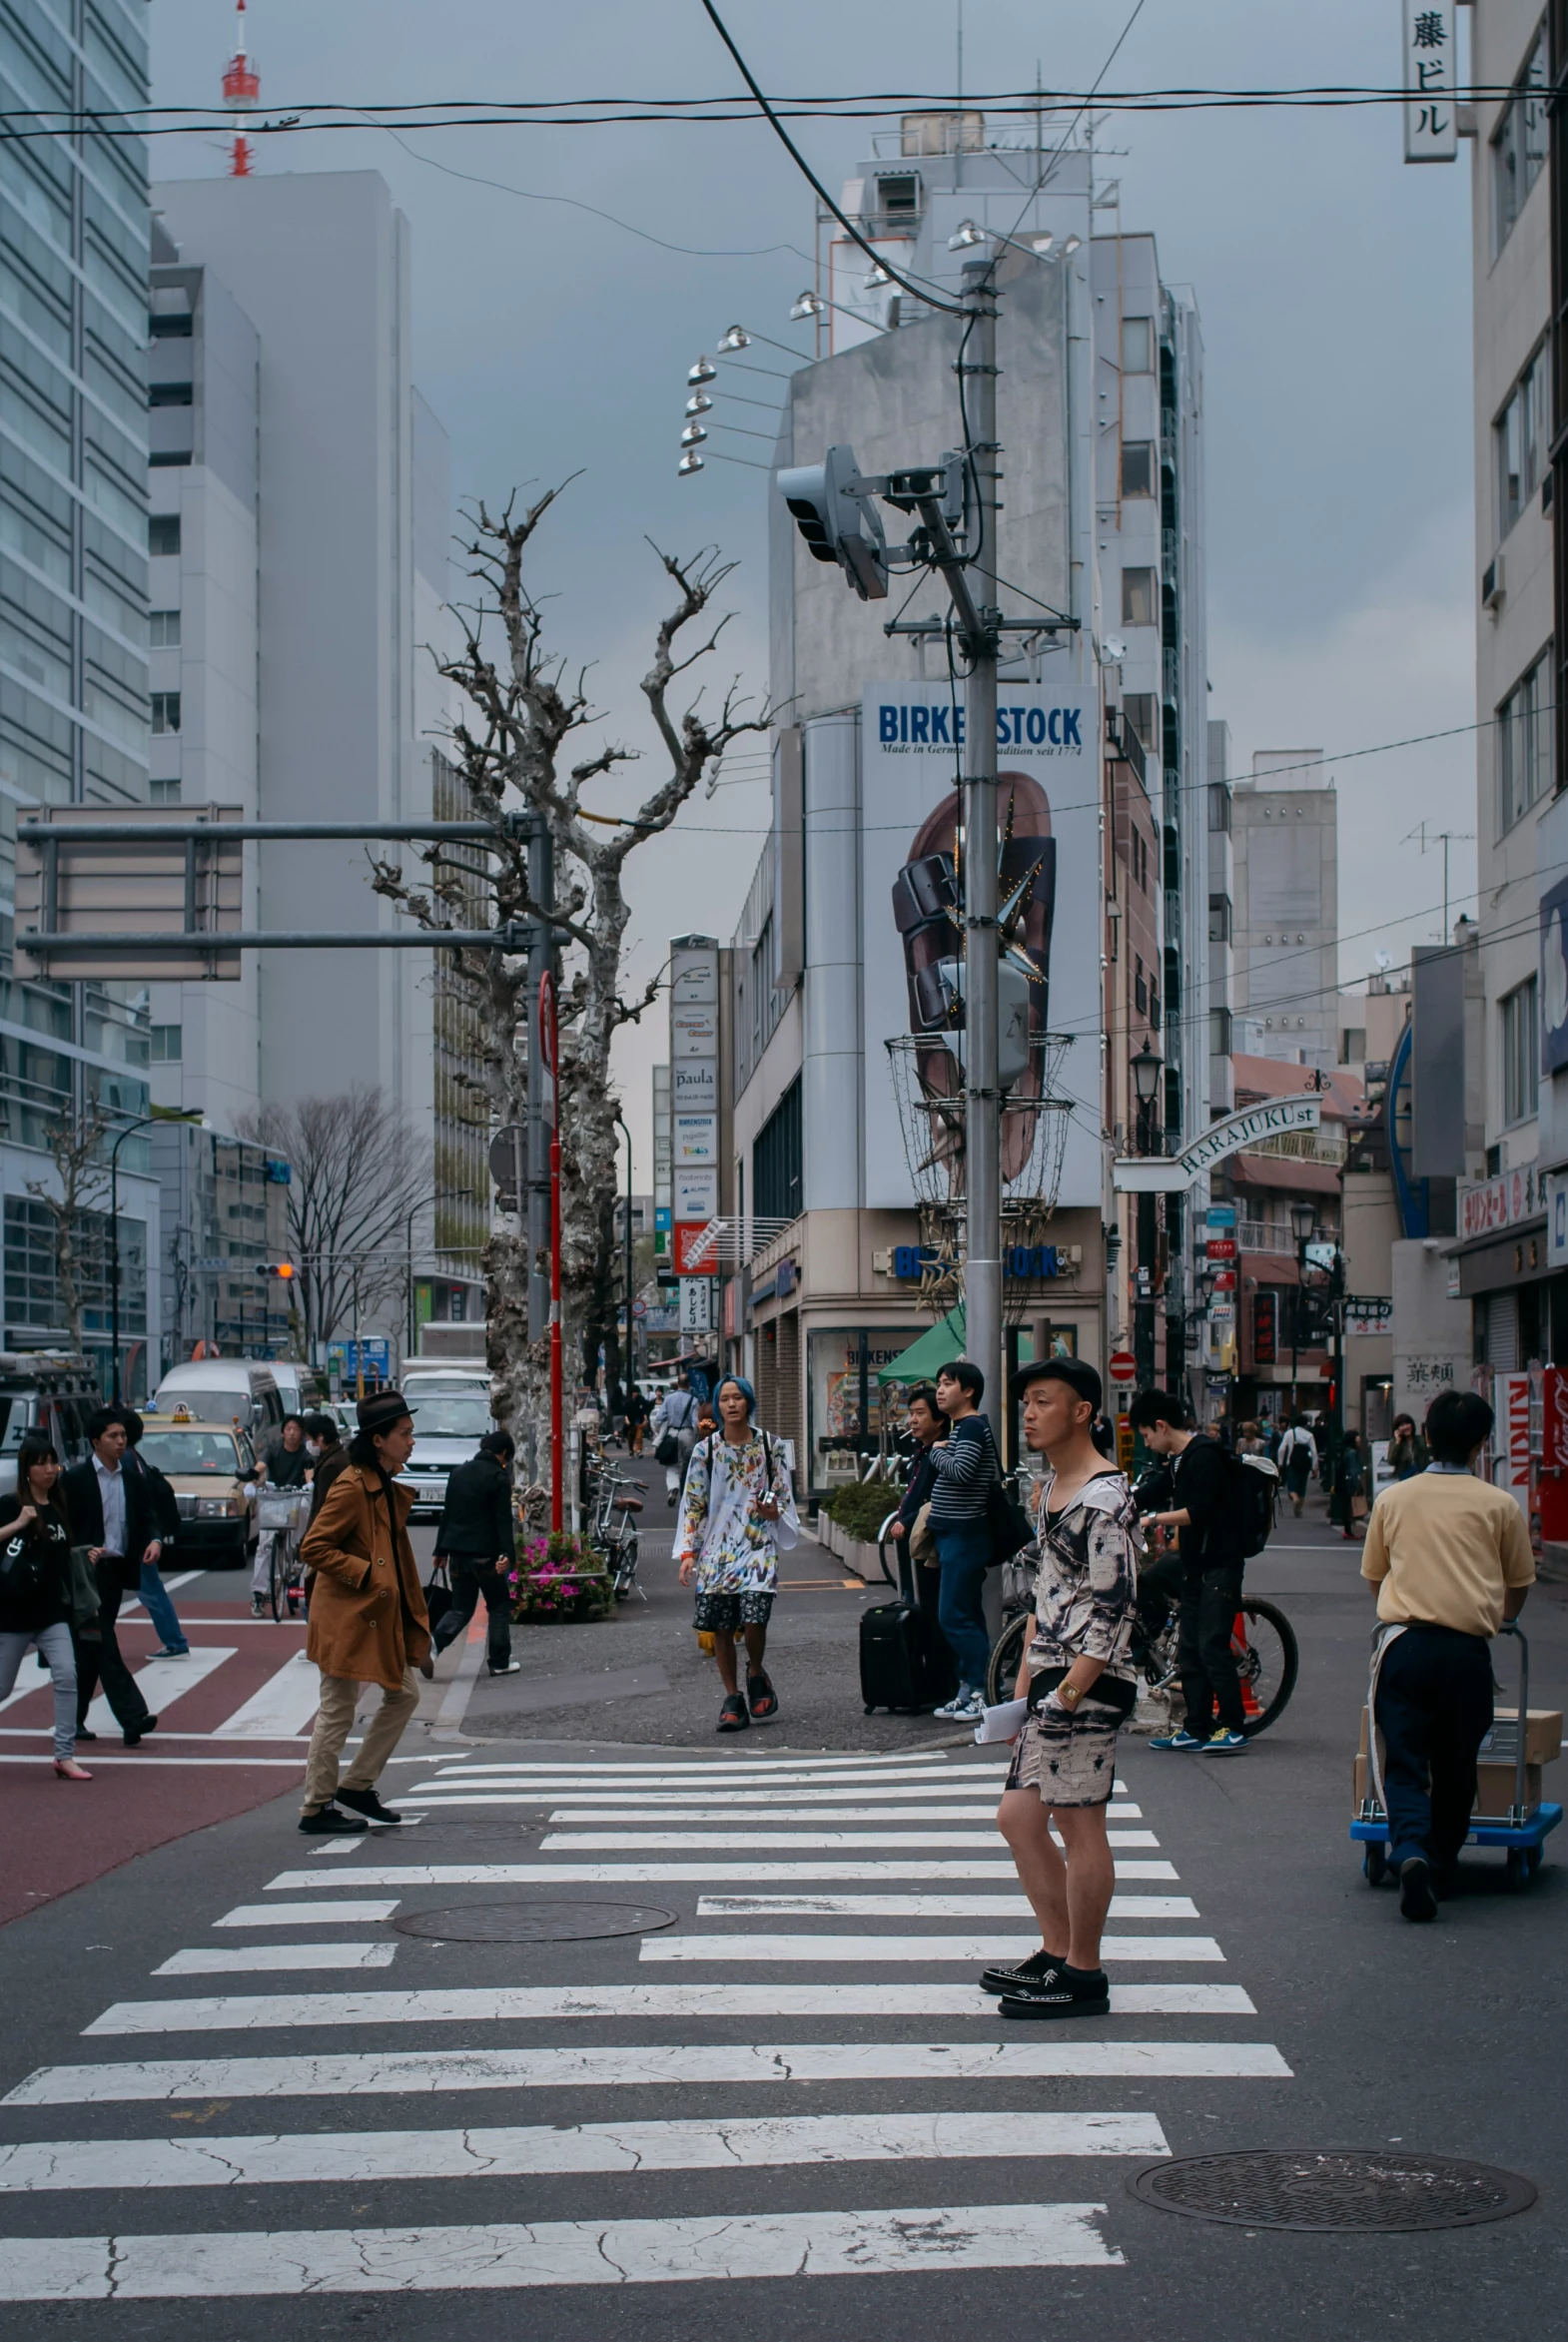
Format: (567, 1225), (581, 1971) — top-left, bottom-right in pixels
(639, 1935), (1223, 1964)
(0, 2202), (1124, 2296)
(538, 1829), (1150, 1849)
(418, 1754), (1008, 1776)
(694, 1895), (1199, 1920)
(403, 1781), (1067, 1804)
(152, 1946), (397, 1977)
(5, 2027), (1281, 2104)
(84, 1981), (1258, 2035)
(262, 1859), (1178, 1890)
(82, 1645), (237, 1736)
(534, 1806), (1052, 1825)
(211, 1652), (323, 1740)
(0, 2109), (1173, 2193)
(215, 1904), (400, 1928)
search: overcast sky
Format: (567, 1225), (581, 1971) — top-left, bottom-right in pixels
(150, 0), (1477, 1179)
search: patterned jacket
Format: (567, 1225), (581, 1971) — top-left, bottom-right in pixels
(1026, 1466), (1143, 1690)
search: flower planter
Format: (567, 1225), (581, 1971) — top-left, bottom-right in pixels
(510, 1532), (615, 1624)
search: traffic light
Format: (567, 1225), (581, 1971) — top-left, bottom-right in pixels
(256, 1261), (296, 1280)
(776, 443), (888, 601)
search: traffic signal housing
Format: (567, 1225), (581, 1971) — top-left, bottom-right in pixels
(776, 444), (888, 601)
(256, 1261), (296, 1280)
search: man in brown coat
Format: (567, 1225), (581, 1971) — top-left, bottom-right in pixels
(297, 1390), (433, 1835)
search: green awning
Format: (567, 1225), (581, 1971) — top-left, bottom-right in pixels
(877, 1305), (966, 1385)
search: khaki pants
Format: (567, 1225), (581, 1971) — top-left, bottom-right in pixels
(302, 1667), (420, 1815)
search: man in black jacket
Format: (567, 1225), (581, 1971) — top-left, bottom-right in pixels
(431, 1432), (519, 1676)
(887, 1383), (946, 1610)
(1129, 1387), (1250, 1757)
(64, 1408), (157, 1746)
(113, 1406), (187, 1657)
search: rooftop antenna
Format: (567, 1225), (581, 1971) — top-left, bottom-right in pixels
(955, 0), (964, 185)
(223, 0), (260, 178)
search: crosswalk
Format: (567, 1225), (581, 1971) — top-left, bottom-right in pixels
(0, 1744), (1291, 2303)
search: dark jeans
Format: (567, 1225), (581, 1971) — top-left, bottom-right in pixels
(1374, 1623), (1494, 1870)
(933, 1520), (992, 1693)
(1177, 1565), (1245, 1734)
(74, 1566), (153, 1733)
(1136, 1550), (1185, 1648)
(432, 1556), (513, 1670)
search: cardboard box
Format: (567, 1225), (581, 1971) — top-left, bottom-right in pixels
(1353, 1752), (1543, 1820)
(1358, 1706), (1561, 1764)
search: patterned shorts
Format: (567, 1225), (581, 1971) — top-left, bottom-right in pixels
(1005, 1697), (1125, 1809)
(693, 1588), (774, 1633)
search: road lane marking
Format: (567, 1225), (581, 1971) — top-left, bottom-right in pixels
(214, 1904), (399, 1928)
(530, 1807), (1041, 1824)
(211, 1653), (323, 1740)
(538, 1829), (1147, 1849)
(152, 1945), (397, 1976)
(0, 2203), (1123, 2295)
(262, 1859), (1176, 1889)
(639, 1934), (1222, 1964)
(402, 1779), (1092, 1804)
(5, 2027), (1280, 2103)
(81, 1645), (237, 1735)
(85, 1981), (1255, 2034)
(0, 2109), (1172, 2191)
(693, 1895), (1198, 1920)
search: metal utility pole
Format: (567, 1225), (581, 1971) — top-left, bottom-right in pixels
(526, 816), (555, 1356)
(959, 258), (1003, 1435)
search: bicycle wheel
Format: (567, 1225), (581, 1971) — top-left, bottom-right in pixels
(613, 1534), (638, 1599)
(1233, 1597), (1298, 1737)
(985, 1610), (1031, 1707)
(266, 1534), (287, 1624)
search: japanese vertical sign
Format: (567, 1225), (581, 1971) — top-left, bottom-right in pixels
(1403, 2), (1458, 163)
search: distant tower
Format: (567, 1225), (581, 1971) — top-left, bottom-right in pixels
(222, 0), (260, 177)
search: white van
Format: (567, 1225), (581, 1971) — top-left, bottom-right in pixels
(151, 1360), (285, 1443)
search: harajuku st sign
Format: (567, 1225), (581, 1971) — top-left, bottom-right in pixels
(1113, 1097), (1323, 1193)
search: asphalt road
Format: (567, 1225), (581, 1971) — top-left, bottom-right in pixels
(0, 1496), (1565, 2335)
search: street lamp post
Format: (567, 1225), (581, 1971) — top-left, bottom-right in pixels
(1130, 1040), (1163, 1389)
(1289, 1196), (1315, 1421)
(109, 1108), (202, 1401)
(614, 1115), (634, 1395)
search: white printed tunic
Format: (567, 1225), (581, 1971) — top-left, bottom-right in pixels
(675, 1430), (800, 1596)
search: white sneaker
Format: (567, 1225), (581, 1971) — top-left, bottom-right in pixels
(933, 1689), (984, 1721)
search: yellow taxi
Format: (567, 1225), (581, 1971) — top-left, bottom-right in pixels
(138, 1404), (260, 1570)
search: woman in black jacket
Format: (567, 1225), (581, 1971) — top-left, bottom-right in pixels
(0, 1435), (92, 1778)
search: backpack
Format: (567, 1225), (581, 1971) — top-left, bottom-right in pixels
(1227, 1448), (1280, 1558)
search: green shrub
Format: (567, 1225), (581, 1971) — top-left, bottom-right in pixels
(824, 1481), (902, 1543)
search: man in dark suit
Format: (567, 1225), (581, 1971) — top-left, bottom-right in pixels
(64, 1407), (157, 1747)
(431, 1432), (519, 1676)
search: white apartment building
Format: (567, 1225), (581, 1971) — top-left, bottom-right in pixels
(144, 171), (486, 1349)
(1229, 748), (1339, 1072)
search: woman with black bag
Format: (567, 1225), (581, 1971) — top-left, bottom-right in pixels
(0, 1436), (94, 1779)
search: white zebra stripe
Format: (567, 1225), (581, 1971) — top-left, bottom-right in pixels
(0, 2109), (1170, 2192)
(692, 1894), (1198, 1919)
(151, 1945), (396, 1977)
(639, 1934), (1223, 1964)
(261, 1859), (1177, 1890)
(214, 1904), (399, 1929)
(0, 2203), (1123, 2296)
(538, 1829), (1146, 1850)
(4, 2025), (1280, 2105)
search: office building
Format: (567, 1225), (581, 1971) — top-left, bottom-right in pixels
(707, 111), (1208, 1480)
(144, 171), (486, 1349)
(1230, 750), (1339, 1071)
(0, 0), (160, 1379)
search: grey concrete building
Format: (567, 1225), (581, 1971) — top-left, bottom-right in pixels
(144, 171), (486, 1349)
(1230, 749), (1339, 1071)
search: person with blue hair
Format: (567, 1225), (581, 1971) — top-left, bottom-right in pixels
(676, 1373), (799, 1731)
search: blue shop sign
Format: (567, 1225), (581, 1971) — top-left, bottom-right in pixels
(893, 1243), (1061, 1281)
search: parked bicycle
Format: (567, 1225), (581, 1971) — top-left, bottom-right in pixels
(585, 1458), (647, 1602)
(985, 1574), (1298, 1733)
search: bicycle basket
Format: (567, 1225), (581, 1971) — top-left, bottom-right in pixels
(256, 1491), (301, 1531)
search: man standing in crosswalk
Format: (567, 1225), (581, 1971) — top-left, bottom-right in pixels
(986, 1355), (1142, 2020)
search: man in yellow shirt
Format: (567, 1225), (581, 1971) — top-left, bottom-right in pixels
(1361, 1386), (1535, 1922)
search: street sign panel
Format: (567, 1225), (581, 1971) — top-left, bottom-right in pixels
(679, 1277), (715, 1333)
(1343, 1295), (1393, 1334)
(673, 1222), (715, 1275)
(1108, 1350), (1137, 1384)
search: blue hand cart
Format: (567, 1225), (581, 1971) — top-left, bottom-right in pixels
(1350, 1620), (1562, 1893)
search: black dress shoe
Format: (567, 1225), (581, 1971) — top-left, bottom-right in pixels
(122, 1713), (159, 1749)
(334, 1786), (403, 1825)
(299, 1805), (369, 1837)
(76, 1728), (99, 1743)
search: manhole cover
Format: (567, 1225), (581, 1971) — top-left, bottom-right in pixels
(392, 1901), (677, 1944)
(1130, 2150), (1536, 2232)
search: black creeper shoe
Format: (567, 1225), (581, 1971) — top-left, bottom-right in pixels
(1000, 1962), (1111, 2020)
(981, 1948), (1067, 1997)
(334, 1786), (404, 1826)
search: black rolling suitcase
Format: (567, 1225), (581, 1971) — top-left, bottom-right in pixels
(859, 1540), (957, 1714)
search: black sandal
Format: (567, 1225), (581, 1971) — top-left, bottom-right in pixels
(746, 1671), (778, 1721)
(716, 1693), (749, 1733)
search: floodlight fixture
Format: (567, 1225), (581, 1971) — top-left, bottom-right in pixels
(677, 450), (705, 476)
(947, 218), (985, 251)
(717, 324), (751, 352)
(687, 355), (717, 387)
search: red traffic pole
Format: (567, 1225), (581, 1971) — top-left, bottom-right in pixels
(540, 971), (563, 1533)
